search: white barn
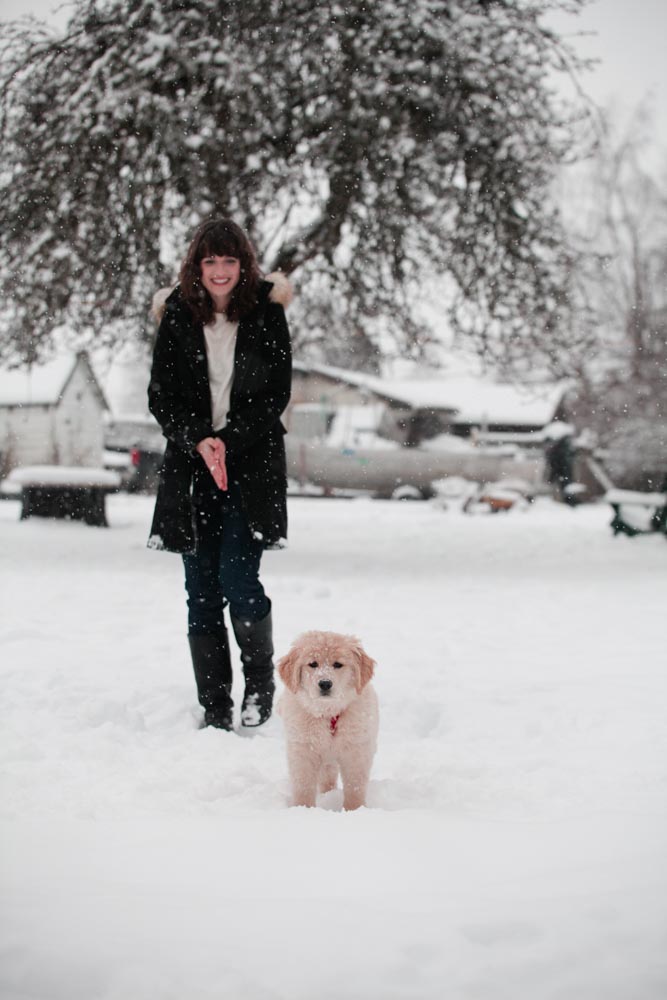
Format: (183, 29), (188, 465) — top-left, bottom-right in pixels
(0, 352), (108, 475)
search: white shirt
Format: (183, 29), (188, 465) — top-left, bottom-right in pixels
(203, 312), (239, 431)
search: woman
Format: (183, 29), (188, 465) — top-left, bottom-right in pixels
(147, 219), (292, 731)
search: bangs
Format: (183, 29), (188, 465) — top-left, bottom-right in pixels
(197, 225), (244, 261)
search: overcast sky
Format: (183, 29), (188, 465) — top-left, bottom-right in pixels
(2, 0), (666, 163)
(548, 0), (667, 162)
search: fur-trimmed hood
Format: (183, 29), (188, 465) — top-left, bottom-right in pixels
(264, 270), (293, 309)
(150, 271), (293, 323)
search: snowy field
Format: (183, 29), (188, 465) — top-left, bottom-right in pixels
(1, 493), (666, 1000)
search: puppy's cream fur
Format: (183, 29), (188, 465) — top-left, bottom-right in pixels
(277, 631), (378, 811)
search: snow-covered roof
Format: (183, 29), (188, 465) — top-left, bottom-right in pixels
(423, 378), (567, 427)
(0, 353), (107, 408)
(294, 362), (567, 427)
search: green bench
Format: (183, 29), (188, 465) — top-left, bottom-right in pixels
(605, 487), (667, 538)
(3, 465), (121, 527)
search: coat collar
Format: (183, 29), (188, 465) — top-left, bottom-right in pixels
(229, 286), (271, 394)
(164, 291), (208, 387)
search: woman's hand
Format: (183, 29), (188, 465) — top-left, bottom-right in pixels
(196, 437), (228, 491)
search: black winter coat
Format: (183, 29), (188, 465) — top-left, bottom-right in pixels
(147, 278), (292, 553)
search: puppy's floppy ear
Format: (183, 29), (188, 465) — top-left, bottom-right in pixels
(352, 640), (376, 693)
(277, 646), (302, 693)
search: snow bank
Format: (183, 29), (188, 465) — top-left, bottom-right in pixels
(1, 495), (665, 999)
(5, 465), (121, 487)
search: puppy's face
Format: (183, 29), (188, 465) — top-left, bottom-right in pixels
(277, 631), (375, 716)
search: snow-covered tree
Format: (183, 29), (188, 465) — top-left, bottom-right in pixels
(562, 109), (667, 487)
(0, 0), (589, 367)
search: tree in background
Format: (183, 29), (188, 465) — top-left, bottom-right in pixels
(0, 0), (590, 370)
(563, 108), (667, 489)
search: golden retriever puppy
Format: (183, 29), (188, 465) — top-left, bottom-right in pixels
(277, 631), (378, 811)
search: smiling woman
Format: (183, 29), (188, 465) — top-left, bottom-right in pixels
(147, 218), (293, 732)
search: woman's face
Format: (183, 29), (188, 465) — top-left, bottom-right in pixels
(200, 254), (241, 309)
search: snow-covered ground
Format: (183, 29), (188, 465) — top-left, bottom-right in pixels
(1, 494), (666, 1000)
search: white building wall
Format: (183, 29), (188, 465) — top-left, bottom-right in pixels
(0, 358), (105, 472)
(0, 406), (57, 470)
(52, 362), (104, 466)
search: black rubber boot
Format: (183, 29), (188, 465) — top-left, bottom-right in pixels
(231, 608), (275, 728)
(188, 632), (234, 730)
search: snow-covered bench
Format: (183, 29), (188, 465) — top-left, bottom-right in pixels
(605, 488), (667, 538)
(4, 465), (121, 527)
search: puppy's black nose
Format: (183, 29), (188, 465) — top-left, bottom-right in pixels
(319, 679), (333, 693)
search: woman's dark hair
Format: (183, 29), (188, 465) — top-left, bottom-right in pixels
(179, 218), (262, 324)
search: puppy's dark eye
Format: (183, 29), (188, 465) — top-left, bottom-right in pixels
(308, 661), (318, 669)
(333, 661), (343, 669)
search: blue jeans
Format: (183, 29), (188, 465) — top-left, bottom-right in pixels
(183, 478), (270, 635)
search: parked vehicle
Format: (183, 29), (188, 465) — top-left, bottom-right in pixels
(287, 438), (546, 499)
(103, 415), (164, 493)
(286, 404), (547, 499)
(104, 444), (164, 493)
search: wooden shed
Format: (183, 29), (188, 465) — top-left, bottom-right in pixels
(0, 352), (108, 475)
